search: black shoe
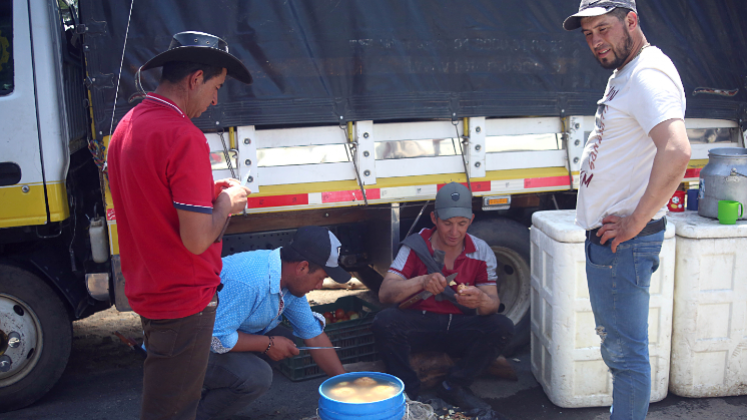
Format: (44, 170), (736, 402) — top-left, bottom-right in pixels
(436, 383), (491, 410)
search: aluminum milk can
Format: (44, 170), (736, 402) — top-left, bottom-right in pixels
(698, 147), (747, 219)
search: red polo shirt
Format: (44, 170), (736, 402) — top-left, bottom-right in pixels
(107, 93), (221, 319)
(388, 227), (498, 314)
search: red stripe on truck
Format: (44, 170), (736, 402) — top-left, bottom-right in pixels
(684, 168), (701, 178)
(247, 194), (309, 208)
(524, 176), (569, 189)
(437, 181), (490, 192)
(322, 189), (381, 203)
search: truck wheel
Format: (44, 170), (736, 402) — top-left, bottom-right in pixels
(0, 265), (72, 412)
(468, 219), (531, 356)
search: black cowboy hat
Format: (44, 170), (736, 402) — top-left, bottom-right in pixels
(140, 31), (252, 84)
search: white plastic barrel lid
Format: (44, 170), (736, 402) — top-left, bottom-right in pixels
(531, 210), (586, 243)
(668, 211), (747, 239)
(532, 210), (676, 243)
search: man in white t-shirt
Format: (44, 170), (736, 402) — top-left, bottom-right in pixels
(564, 1), (691, 419)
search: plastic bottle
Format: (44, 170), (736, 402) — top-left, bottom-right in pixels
(89, 217), (109, 263)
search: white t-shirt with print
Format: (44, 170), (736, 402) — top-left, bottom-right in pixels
(575, 46), (686, 230)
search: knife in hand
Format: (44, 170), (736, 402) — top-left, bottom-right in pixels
(296, 346), (341, 350)
(398, 272), (458, 309)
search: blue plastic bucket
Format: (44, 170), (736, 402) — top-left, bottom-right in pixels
(318, 372), (406, 420)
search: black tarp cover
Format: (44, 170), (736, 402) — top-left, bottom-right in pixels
(79, 0), (747, 136)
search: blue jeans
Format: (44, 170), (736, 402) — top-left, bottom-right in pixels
(585, 230), (664, 420)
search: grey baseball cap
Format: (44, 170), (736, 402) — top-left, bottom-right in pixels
(435, 182), (473, 220)
(563, 0), (637, 31)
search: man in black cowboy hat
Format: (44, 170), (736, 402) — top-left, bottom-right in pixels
(107, 31), (253, 420)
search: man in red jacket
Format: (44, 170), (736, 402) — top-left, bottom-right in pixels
(107, 31), (252, 420)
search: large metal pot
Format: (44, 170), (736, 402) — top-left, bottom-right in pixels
(698, 147), (747, 219)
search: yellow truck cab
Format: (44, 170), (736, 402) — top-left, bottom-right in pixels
(1, 0), (745, 411)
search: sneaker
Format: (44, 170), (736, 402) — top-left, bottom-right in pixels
(436, 383), (491, 410)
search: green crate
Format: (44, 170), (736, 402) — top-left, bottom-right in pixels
(276, 296), (380, 381)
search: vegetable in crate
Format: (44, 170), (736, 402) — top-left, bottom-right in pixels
(323, 311), (333, 323)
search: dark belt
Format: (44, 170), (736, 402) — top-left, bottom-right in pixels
(586, 217), (666, 247)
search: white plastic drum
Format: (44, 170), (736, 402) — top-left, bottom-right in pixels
(668, 212), (747, 398)
(530, 210), (675, 408)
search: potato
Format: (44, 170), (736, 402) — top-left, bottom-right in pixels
(371, 385), (397, 399)
(327, 386), (356, 399)
(352, 376), (378, 387)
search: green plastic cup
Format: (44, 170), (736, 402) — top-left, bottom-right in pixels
(717, 200), (744, 225)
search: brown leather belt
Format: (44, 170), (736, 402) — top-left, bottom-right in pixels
(586, 217), (666, 247)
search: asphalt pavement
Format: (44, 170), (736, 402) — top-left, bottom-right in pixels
(3, 303), (747, 420)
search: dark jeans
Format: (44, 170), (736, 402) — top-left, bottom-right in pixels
(372, 307), (514, 398)
(140, 293), (218, 420)
(196, 326), (294, 420)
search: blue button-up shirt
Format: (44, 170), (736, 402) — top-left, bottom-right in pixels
(211, 248), (323, 353)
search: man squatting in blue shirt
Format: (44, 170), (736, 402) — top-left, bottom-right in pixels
(195, 226), (350, 420)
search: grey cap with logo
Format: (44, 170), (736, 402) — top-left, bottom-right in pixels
(434, 182), (473, 220)
(563, 0), (637, 31)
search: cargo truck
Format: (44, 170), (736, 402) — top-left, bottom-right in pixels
(1, 0), (745, 411)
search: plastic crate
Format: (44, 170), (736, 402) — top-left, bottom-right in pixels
(277, 296), (380, 381)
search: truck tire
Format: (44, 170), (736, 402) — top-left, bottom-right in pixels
(468, 218), (531, 356)
(0, 265), (72, 412)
